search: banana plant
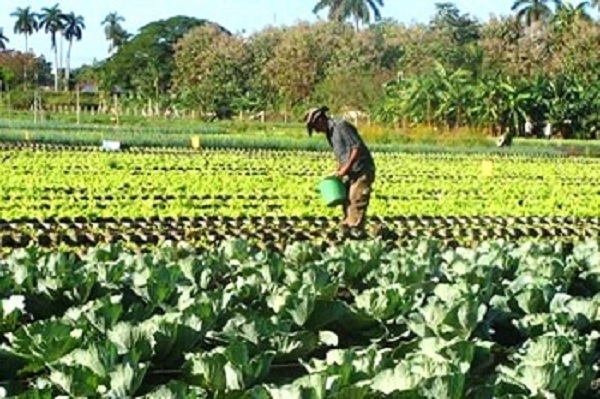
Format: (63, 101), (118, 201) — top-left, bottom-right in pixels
(429, 62), (475, 129)
(580, 80), (600, 139)
(542, 73), (586, 138)
(408, 75), (438, 127)
(470, 74), (505, 134)
(500, 79), (533, 136)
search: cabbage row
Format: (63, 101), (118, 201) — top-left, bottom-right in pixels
(1, 239), (600, 398)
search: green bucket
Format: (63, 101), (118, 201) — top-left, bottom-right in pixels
(318, 176), (346, 207)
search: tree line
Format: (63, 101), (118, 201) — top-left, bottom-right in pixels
(2, 1), (600, 138)
(0, 3), (129, 91)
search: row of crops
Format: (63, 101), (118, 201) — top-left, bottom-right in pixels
(0, 146), (598, 250)
(0, 215), (598, 251)
(1, 147), (600, 220)
(3, 126), (600, 156)
(1, 238), (599, 398)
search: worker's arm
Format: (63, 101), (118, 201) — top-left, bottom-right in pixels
(337, 146), (360, 177)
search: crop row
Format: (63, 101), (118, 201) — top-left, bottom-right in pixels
(2, 215), (596, 227)
(0, 216), (598, 251)
(6, 140), (598, 161)
(1, 149), (600, 219)
(3, 132), (600, 157)
(1, 239), (600, 398)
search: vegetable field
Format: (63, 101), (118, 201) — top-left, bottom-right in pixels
(0, 143), (599, 398)
(1, 239), (600, 397)
(0, 146), (599, 249)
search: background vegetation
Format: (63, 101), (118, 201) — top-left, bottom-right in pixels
(2, 1), (600, 139)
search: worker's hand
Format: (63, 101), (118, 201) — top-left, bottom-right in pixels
(337, 158), (354, 178)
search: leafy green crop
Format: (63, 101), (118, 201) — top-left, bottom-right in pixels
(0, 148), (599, 221)
(0, 238), (599, 398)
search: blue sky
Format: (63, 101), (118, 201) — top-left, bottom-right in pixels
(1, 0), (521, 68)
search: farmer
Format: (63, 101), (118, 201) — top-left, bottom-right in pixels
(304, 106), (376, 230)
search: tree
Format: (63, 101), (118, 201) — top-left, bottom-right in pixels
(173, 25), (247, 111)
(102, 12), (129, 55)
(243, 28), (285, 111)
(0, 29), (8, 51)
(11, 7), (38, 54)
(547, 15), (600, 78)
(0, 50), (53, 88)
(10, 7), (38, 88)
(313, 0), (385, 31)
(38, 3), (66, 91)
(72, 62), (102, 86)
(264, 22), (349, 111)
(511, 0), (556, 30)
(429, 3), (482, 73)
(63, 12), (85, 91)
(554, 1), (592, 23)
(315, 24), (387, 111)
(479, 16), (524, 77)
(551, 1), (591, 44)
(101, 16), (230, 98)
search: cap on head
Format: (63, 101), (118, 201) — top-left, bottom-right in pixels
(304, 106), (330, 136)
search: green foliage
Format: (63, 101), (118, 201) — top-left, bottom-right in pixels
(312, 0), (385, 30)
(0, 28), (9, 51)
(0, 148), (599, 221)
(0, 51), (52, 89)
(101, 16), (230, 97)
(171, 20), (402, 113)
(0, 239), (600, 397)
(102, 12), (129, 55)
(5, 90), (102, 109)
(512, 0), (555, 27)
(173, 25), (248, 111)
(378, 64), (600, 139)
(5, 2), (600, 139)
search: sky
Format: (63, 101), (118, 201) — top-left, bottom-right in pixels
(1, 0), (524, 68)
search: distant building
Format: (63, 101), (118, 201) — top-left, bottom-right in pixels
(78, 83), (98, 94)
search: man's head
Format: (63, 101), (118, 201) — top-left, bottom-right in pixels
(304, 106), (330, 136)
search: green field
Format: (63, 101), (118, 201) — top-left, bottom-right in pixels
(3, 116), (600, 156)
(3, 1), (600, 395)
(0, 146), (598, 250)
(1, 126), (600, 398)
(3, 147), (600, 218)
(1, 238), (600, 398)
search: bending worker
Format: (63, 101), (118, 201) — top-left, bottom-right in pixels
(305, 106), (376, 230)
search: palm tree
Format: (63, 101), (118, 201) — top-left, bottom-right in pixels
(554, 1), (592, 25)
(63, 12), (85, 91)
(11, 7), (38, 54)
(102, 12), (129, 55)
(511, 0), (556, 30)
(559, 1), (591, 17)
(11, 7), (38, 87)
(550, 1), (592, 41)
(38, 3), (66, 91)
(0, 28), (9, 50)
(313, 0), (385, 31)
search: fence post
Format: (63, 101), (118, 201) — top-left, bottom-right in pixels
(7, 92), (11, 120)
(76, 87), (81, 125)
(113, 94), (120, 125)
(33, 91), (37, 124)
